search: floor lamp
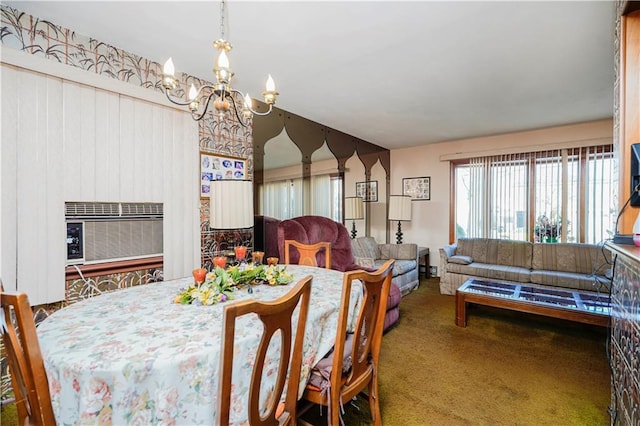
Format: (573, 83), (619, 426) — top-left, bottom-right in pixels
(210, 179), (254, 262)
(389, 195), (412, 244)
(344, 196), (364, 239)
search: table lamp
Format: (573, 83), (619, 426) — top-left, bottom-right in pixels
(344, 196), (364, 239)
(389, 195), (412, 244)
(210, 179), (253, 257)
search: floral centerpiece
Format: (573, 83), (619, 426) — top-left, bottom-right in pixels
(174, 264), (294, 306)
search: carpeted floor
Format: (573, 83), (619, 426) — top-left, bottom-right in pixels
(302, 277), (611, 425)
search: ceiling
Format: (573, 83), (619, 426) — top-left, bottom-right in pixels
(5, 1), (616, 150)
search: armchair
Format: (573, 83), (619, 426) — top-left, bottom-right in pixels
(351, 236), (419, 296)
(277, 215), (361, 272)
(277, 215), (402, 331)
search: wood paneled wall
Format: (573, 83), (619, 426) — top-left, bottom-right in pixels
(618, 9), (640, 233)
(1, 64), (200, 305)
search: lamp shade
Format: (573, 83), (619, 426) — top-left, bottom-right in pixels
(210, 180), (253, 229)
(344, 197), (364, 220)
(388, 195), (412, 222)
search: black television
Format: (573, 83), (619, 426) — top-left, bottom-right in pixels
(631, 143), (640, 206)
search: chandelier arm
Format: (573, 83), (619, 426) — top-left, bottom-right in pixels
(164, 84), (217, 107)
(163, 88), (193, 107)
(226, 93), (251, 127)
(229, 89), (274, 116)
(190, 91), (218, 121)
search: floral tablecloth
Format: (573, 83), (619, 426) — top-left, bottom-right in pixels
(37, 265), (362, 425)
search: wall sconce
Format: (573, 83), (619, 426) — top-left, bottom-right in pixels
(344, 196), (364, 239)
(389, 195), (412, 244)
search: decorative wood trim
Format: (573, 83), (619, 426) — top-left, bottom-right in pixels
(619, 11), (640, 233)
(65, 256), (163, 280)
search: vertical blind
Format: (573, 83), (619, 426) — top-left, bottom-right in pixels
(456, 145), (614, 244)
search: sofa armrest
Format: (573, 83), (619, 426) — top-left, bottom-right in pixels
(378, 243), (418, 261)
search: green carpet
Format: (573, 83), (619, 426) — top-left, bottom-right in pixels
(303, 277), (611, 425)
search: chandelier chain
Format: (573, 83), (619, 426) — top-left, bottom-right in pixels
(220, 0), (226, 41)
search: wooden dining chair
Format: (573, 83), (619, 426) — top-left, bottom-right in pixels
(284, 240), (332, 269)
(1, 290), (56, 426)
(218, 275), (313, 426)
(298, 259), (395, 426)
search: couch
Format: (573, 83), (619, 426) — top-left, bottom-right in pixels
(351, 236), (420, 296)
(277, 216), (402, 331)
(439, 238), (610, 295)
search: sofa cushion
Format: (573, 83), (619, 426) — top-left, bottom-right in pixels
(379, 243), (417, 260)
(530, 270), (606, 292)
(447, 262), (531, 283)
(354, 256), (375, 268)
(449, 255), (473, 265)
(351, 237), (380, 260)
(384, 259), (417, 276)
(457, 238), (532, 269)
(496, 239), (533, 269)
(532, 243), (607, 275)
(456, 238), (490, 263)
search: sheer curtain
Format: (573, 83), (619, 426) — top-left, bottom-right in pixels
(259, 180), (302, 220)
(259, 174), (341, 220)
(310, 175), (332, 218)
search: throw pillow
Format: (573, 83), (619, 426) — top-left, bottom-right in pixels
(449, 255), (473, 265)
(354, 256), (376, 268)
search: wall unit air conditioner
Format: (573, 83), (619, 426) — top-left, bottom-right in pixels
(65, 202), (163, 265)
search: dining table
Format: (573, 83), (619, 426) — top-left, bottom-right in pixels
(37, 265), (362, 425)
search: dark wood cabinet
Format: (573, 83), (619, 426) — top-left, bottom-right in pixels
(605, 243), (640, 425)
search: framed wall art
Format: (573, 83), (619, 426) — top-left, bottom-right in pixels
(200, 151), (246, 198)
(356, 180), (378, 202)
(403, 176), (430, 200)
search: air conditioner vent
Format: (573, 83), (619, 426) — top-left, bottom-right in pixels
(65, 202), (120, 217)
(121, 203), (163, 217)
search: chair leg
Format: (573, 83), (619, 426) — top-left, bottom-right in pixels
(369, 375), (381, 426)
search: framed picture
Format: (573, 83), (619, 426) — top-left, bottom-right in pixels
(356, 181), (378, 202)
(200, 151), (246, 198)
(403, 176), (430, 200)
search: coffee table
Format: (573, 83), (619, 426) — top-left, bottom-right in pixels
(455, 279), (610, 327)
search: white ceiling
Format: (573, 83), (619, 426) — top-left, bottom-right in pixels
(4, 1), (616, 150)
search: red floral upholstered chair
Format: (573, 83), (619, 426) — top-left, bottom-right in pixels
(277, 215), (401, 330)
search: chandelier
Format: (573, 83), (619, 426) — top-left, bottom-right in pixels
(161, 0), (278, 125)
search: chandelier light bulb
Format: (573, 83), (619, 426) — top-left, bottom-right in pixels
(266, 74), (276, 92)
(244, 93), (252, 109)
(188, 84), (198, 101)
(217, 50), (229, 70)
(163, 58), (175, 76)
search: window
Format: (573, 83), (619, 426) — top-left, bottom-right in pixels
(453, 146), (614, 244)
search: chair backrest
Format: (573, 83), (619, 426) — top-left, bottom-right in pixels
(218, 275), (313, 426)
(284, 240), (332, 269)
(1, 291), (56, 426)
(277, 215), (360, 272)
(329, 259), (394, 400)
